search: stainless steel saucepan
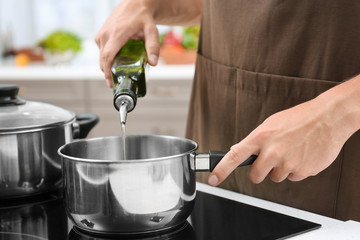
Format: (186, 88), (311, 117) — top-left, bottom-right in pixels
(0, 84), (99, 199)
(58, 135), (256, 235)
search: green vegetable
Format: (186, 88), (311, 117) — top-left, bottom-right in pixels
(182, 33), (198, 49)
(38, 31), (81, 53)
(182, 26), (200, 50)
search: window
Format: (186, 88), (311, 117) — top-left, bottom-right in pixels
(0, 0), (121, 49)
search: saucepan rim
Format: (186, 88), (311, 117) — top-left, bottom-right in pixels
(58, 134), (198, 163)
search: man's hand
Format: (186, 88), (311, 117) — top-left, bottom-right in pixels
(95, 0), (202, 88)
(209, 76), (360, 186)
(95, 0), (160, 88)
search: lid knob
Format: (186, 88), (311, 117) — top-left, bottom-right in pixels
(0, 84), (26, 106)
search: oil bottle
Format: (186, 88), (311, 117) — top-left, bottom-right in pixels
(112, 40), (147, 125)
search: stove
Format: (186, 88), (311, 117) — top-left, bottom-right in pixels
(0, 189), (320, 240)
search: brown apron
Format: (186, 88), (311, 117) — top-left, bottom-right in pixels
(186, 0), (360, 221)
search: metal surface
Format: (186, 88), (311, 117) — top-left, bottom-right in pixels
(115, 95), (135, 124)
(114, 94), (135, 121)
(0, 84), (98, 199)
(0, 123), (73, 199)
(59, 135), (198, 234)
(0, 101), (75, 134)
(193, 153), (210, 171)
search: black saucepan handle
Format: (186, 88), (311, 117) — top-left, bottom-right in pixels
(194, 151), (257, 172)
(209, 151), (257, 171)
(74, 113), (99, 139)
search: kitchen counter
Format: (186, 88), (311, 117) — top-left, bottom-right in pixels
(0, 64), (195, 81)
(197, 182), (360, 239)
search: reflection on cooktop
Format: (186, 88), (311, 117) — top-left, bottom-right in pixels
(0, 190), (321, 240)
(0, 191), (68, 240)
(68, 222), (196, 240)
(190, 192), (321, 239)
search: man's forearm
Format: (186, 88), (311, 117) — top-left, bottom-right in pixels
(316, 74), (360, 135)
(144, 0), (202, 26)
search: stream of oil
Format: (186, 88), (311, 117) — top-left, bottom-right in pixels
(120, 113), (127, 160)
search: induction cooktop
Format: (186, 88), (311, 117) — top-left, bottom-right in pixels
(0, 189), (320, 240)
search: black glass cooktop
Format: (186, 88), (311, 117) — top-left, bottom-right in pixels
(190, 192), (320, 239)
(0, 190), (320, 240)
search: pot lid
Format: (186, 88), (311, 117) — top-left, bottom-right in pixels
(0, 84), (75, 133)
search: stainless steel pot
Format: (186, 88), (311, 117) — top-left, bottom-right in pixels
(0, 84), (99, 199)
(58, 135), (256, 235)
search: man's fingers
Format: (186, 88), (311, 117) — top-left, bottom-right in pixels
(100, 37), (129, 88)
(246, 153), (275, 184)
(105, 78), (112, 89)
(98, 23), (158, 88)
(287, 173), (308, 182)
(144, 24), (160, 66)
(208, 143), (258, 186)
(268, 167), (291, 183)
(94, 30), (107, 50)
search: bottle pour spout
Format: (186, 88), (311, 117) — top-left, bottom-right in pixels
(115, 95), (135, 124)
(119, 102), (128, 124)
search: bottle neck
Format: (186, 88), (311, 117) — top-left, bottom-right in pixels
(113, 75), (137, 109)
(113, 76), (136, 93)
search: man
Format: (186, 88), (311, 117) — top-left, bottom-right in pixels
(95, 0), (360, 221)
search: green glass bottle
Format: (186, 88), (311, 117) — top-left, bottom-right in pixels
(112, 40), (147, 124)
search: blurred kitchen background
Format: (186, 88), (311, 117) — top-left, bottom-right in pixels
(0, 0), (198, 138)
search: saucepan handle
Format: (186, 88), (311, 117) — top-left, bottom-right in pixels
(193, 151), (257, 172)
(72, 113), (100, 139)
